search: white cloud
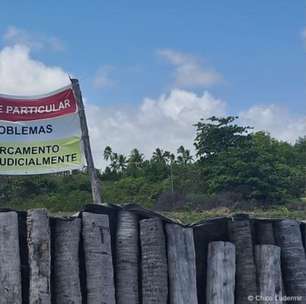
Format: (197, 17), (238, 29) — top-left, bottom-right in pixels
(240, 105), (306, 143)
(93, 65), (115, 89)
(3, 26), (64, 52)
(88, 94), (306, 168)
(87, 89), (226, 167)
(89, 99), (306, 168)
(0, 45), (70, 95)
(0, 41), (305, 169)
(158, 49), (221, 88)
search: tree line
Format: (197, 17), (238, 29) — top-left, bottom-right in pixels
(101, 116), (306, 208)
(0, 116), (305, 211)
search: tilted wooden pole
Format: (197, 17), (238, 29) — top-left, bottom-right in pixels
(71, 78), (102, 204)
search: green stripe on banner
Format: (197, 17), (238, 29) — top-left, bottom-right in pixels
(0, 136), (83, 174)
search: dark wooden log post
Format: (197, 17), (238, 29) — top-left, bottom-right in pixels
(116, 211), (139, 304)
(206, 241), (235, 304)
(53, 218), (82, 304)
(71, 78), (102, 204)
(166, 224), (198, 304)
(275, 220), (306, 300)
(27, 209), (51, 304)
(228, 218), (257, 304)
(82, 212), (115, 304)
(140, 218), (168, 304)
(255, 245), (282, 303)
(0, 212), (22, 304)
(255, 221), (275, 245)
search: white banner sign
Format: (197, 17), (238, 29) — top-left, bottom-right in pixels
(0, 85), (84, 175)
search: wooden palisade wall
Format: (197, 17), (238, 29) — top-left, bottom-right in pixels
(0, 205), (306, 303)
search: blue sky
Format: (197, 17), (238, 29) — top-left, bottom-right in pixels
(0, 1), (305, 167)
(1, 1), (305, 111)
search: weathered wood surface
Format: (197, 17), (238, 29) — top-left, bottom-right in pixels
(71, 78), (102, 204)
(27, 209), (51, 304)
(206, 241), (235, 304)
(193, 218), (228, 304)
(18, 211), (30, 304)
(255, 221), (275, 245)
(2, 206), (306, 304)
(116, 211), (139, 304)
(0, 211), (22, 304)
(53, 218), (82, 304)
(140, 217), (168, 304)
(275, 220), (306, 301)
(82, 212), (115, 304)
(166, 224), (198, 304)
(228, 218), (257, 304)
(255, 245), (282, 304)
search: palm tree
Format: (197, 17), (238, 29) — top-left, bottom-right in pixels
(110, 152), (119, 171)
(104, 146), (112, 161)
(128, 149), (144, 167)
(165, 152), (175, 164)
(104, 147), (128, 173)
(152, 148), (164, 162)
(177, 145), (193, 165)
(152, 148), (171, 163)
(184, 150), (193, 164)
(118, 154), (128, 172)
(177, 145), (185, 156)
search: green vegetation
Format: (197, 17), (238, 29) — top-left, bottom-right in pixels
(0, 116), (305, 222)
(166, 206), (306, 224)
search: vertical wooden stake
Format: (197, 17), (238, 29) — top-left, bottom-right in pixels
(71, 78), (102, 204)
(0, 212), (22, 304)
(82, 212), (116, 304)
(275, 220), (306, 300)
(140, 218), (168, 304)
(255, 245), (283, 303)
(53, 218), (82, 304)
(228, 218), (257, 304)
(116, 211), (140, 304)
(27, 209), (51, 304)
(206, 241), (236, 304)
(166, 224), (198, 304)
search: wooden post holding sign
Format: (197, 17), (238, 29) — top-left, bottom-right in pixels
(71, 79), (102, 204)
